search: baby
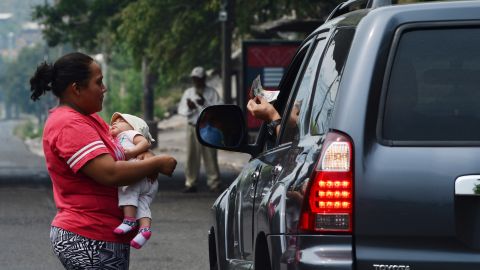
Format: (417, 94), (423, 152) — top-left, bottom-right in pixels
(109, 112), (157, 249)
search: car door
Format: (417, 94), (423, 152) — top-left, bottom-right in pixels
(229, 36), (316, 264)
(252, 33), (330, 239)
(356, 24), (480, 269)
(253, 27), (356, 270)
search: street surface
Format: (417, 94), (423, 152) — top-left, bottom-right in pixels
(0, 120), (48, 184)
(0, 185), (219, 270)
(0, 119), (248, 269)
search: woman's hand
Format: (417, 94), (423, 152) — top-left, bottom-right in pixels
(137, 151), (177, 180)
(247, 96), (281, 122)
(159, 155), (177, 177)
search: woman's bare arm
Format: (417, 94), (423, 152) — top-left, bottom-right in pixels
(80, 153), (177, 186)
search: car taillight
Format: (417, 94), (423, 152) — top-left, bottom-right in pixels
(299, 131), (353, 233)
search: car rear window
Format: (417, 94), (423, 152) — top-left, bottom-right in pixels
(382, 26), (480, 143)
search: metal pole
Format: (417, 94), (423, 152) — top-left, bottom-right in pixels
(220, 0), (234, 104)
(142, 57), (158, 147)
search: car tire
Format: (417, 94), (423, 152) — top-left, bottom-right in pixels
(254, 234), (272, 270)
(208, 228), (219, 270)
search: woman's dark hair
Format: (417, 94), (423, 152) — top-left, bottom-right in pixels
(29, 52), (94, 101)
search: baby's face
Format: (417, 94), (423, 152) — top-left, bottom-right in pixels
(110, 117), (133, 137)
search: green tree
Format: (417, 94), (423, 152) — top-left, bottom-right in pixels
(33, 0), (436, 87)
(116, 0), (345, 84)
(118, 0), (221, 85)
(0, 44), (56, 121)
(235, 0), (342, 37)
(32, 0), (133, 51)
(100, 48), (143, 120)
(32, 0), (148, 120)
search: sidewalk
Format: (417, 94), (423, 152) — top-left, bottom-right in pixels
(154, 114), (251, 173)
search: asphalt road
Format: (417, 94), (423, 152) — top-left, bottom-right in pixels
(0, 120), (49, 184)
(0, 119), (240, 269)
(0, 185), (222, 270)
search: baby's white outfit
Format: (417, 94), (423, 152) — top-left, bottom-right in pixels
(116, 130), (158, 219)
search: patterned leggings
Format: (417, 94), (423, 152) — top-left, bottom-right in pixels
(50, 227), (130, 270)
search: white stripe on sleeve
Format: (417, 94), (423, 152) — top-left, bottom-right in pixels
(67, 141), (106, 167)
(69, 145), (107, 169)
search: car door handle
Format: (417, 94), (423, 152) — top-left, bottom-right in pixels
(455, 175), (480, 196)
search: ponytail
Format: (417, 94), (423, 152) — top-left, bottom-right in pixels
(30, 61), (54, 101)
(29, 52), (93, 102)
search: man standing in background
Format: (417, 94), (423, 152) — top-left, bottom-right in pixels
(178, 67), (222, 193)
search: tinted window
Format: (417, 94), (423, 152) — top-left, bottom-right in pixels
(383, 27), (480, 142)
(310, 28), (355, 135)
(258, 41), (311, 149)
(280, 37), (327, 144)
(276, 42), (311, 111)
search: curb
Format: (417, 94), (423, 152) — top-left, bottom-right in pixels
(0, 170), (50, 186)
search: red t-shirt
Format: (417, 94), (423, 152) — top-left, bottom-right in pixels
(43, 106), (133, 243)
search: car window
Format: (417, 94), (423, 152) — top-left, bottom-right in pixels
(310, 28), (355, 136)
(274, 41), (312, 114)
(382, 27), (480, 143)
(259, 40), (312, 151)
(279, 37), (328, 144)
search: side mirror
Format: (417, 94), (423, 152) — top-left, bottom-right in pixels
(196, 105), (253, 154)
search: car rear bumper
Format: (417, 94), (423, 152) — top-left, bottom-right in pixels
(268, 234), (353, 270)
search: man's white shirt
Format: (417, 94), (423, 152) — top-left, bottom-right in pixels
(178, 86), (222, 125)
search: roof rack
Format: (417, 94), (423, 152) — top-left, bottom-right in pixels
(325, 0), (393, 22)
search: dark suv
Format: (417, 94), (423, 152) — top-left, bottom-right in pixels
(196, 0), (480, 269)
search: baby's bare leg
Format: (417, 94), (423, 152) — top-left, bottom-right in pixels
(123, 205), (137, 217)
(113, 205), (138, 234)
(138, 217), (151, 228)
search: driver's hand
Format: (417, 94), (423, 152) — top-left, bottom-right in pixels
(247, 96), (281, 122)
